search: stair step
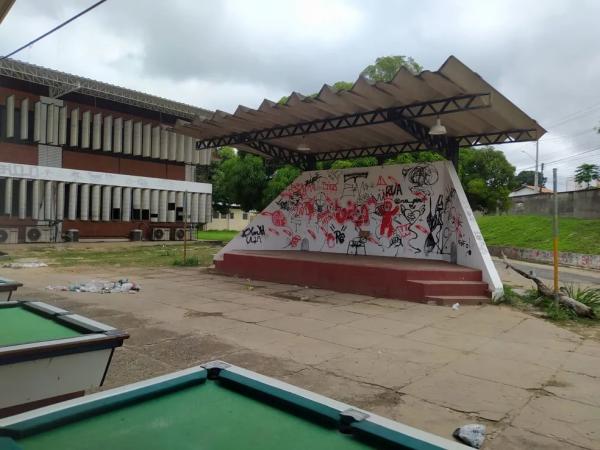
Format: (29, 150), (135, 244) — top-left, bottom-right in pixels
(407, 279), (489, 297)
(424, 295), (491, 306)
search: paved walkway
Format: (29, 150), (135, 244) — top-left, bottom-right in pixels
(9, 265), (600, 449)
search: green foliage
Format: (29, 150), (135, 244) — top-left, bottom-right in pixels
(384, 151), (445, 165)
(477, 215), (600, 255)
(172, 256), (200, 267)
(262, 165), (301, 206)
(332, 81), (353, 91)
(361, 55), (423, 82)
(515, 170), (546, 187)
(212, 153), (267, 212)
(574, 163), (600, 189)
(498, 285), (599, 322)
(562, 284), (600, 313)
(458, 147), (516, 212)
(330, 157), (379, 169)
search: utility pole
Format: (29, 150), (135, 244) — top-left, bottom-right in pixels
(540, 162), (545, 193)
(533, 140), (539, 190)
(552, 168), (559, 306)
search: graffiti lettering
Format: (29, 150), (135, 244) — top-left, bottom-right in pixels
(241, 225), (265, 244)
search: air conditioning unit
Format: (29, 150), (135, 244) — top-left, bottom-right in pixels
(172, 228), (193, 241)
(0, 228), (19, 244)
(65, 229), (80, 242)
(25, 226), (53, 243)
(130, 229), (143, 241)
(151, 227), (170, 241)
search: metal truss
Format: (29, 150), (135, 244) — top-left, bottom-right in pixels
(458, 129), (537, 146)
(245, 141), (310, 166)
(390, 113), (453, 152)
(195, 93), (491, 150)
(0, 58), (211, 120)
(313, 141), (426, 162)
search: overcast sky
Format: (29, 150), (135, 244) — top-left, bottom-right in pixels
(2, 0), (600, 189)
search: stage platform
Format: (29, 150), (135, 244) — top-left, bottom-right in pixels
(215, 250), (491, 305)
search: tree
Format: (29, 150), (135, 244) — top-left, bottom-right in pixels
(574, 163), (600, 189)
(458, 147), (517, 212)
(262, 165), (301, 206)
(515, 170), (546, 187)
(212, 153), (267, 212)
(384, 151), (444, 165)
(361, 55), (422, 82)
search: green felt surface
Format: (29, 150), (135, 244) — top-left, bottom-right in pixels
(17, 382), (376, 450)
(0, 307), (82, 347)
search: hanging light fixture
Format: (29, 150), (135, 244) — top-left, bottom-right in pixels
(428, 117), (447, 135)
(297, 136), (311, 151)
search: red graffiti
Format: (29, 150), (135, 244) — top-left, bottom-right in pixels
(377, 198), (399, 238)
(268, 227), (280, 236)
(271, 210), (287, 227)
(376, 175), (387, 186)
(289, 235), (301, 247)
(307, 229), (316, 239)
(415, 224), (429, 235)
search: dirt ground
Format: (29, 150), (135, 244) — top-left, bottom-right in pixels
(5, 261), (600, 449)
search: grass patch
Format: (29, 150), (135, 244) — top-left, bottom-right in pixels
(197, 230), (238, 242)
(477, 215), (600, 255)
(173, 256), (200, 266)
(499, 284), (600, 323)
(3, 242), (220, 268)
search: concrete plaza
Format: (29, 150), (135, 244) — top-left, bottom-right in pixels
(9, 264), (600, 449)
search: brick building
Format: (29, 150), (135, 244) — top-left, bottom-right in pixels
(0, 58), (213, 243)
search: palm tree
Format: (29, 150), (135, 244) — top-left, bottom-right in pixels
(574, 163), (600, 189)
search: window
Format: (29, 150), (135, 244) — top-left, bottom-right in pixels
(242, 212), (248, 220)
(220, 213), (227, 219)
(230, 212), (235, 219)
(212, 210), (219, 219)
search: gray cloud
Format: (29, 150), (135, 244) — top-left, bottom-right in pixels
(1, 0), (599, 186)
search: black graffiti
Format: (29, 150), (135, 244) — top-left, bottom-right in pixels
(424, 195), (444, 255)
(242, 225), (265, 244)
(385, 183), (402, 197)
(330, 224), (347, 244)
(305, 174), (322, 186)
(402, 164), (439, 187)
(342, 172), (369, 197)
(389, 234), (402, 248)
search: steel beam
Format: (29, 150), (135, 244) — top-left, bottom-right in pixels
(195, 93), (491, 150)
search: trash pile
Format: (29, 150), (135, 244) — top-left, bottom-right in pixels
(47, 278), (140, 294)
(2, 261), (48, 268)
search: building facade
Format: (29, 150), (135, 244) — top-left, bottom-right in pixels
(206, 207), (256, 231)
(0, 59), (213, 243)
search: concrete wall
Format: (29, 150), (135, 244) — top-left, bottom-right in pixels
(218, 161), (502, 294)
(489, 246), (600, 270)
(510, 189), (600, 218)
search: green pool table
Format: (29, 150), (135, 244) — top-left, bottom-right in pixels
(0, 361), (470, 450)
(0, 277), (22, 301)
(0, 301), (128, 418)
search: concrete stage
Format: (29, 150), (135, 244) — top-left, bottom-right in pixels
(215, 250), (491, 305)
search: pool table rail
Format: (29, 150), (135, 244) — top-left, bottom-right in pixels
(0, 361), (472, 450)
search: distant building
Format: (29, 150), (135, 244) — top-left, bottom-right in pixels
(509, 185), (553, 197)
(0, 59), (213, 243)
(206, 206), (256, 231)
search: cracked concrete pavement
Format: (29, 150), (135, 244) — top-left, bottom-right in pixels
(7, 264), (600, 449)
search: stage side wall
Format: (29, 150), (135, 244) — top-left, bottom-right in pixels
(218, 161), (502, 295)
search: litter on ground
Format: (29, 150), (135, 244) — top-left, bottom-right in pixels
(46, 279), (140, 294)
(2, 261), (48, 268)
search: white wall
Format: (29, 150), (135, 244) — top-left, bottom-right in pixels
(218, 161), (502, 295)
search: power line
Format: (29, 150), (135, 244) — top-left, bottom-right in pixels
(0, 0), (107, 61)
(518, 145), (600, 171)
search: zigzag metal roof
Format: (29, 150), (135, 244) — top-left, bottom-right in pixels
(0, 58), (212, 120)
(176, 56), (546, 163)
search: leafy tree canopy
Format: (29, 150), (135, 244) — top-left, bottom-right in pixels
(574, 163), (600, 189)
(212, 152), (267, 212)
(361, 55), (422, 82)
(262, 165), (301, 206)
(458, 147), (516, 212)
(515, 170), (547, 187)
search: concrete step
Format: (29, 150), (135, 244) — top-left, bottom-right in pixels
(424, 295), (491, 306)
(407, 280), (489, 297)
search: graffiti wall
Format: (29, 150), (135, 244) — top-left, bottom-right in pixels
(217, 161), (502, 294)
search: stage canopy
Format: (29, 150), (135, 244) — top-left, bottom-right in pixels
(176, 56), (545, 168)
